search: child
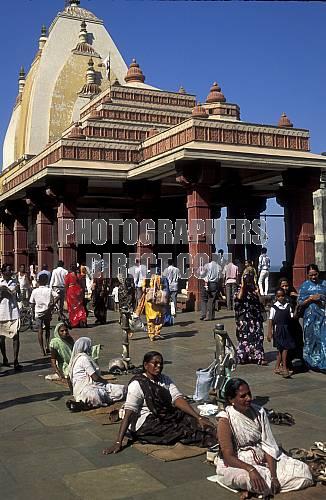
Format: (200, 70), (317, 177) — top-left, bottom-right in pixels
(29, 273), (54, 356)
(267, 288), (295, 378)
(112, 285), (119, 311)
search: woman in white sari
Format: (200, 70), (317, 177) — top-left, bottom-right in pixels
(216, 378), (312, 499)
(68, 337), (126, 407)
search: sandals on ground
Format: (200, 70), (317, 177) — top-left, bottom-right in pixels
(267, 409), (295, 426)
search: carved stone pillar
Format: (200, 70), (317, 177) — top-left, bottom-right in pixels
(279, 169), (320, 289)
(36, 210), (54, 269)
(126, 180), (161, 260)
(57, 201), (76, 269)
(14, 219), (28, 270)
(313, 169), (326, 272)
(176, 161), (218, 310)
(0, 214), (14, 267)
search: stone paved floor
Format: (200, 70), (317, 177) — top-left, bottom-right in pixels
(0, 309), (325, 499)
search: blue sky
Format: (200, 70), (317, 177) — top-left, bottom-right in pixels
(1, 0), (325, 267)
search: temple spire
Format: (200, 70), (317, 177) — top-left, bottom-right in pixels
(79, 20), (87, 44)
(39, 25), (47, 51)
(86, 58), (95, 84)
(18, 66), (26, 94)
(79, 58), (101, 96)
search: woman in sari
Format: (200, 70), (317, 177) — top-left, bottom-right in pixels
(235, 268), (267, 365)
(48, 322), (74, 380)
(103, 351), (216, 454)
(68, 337), (126, 407)
(143, 273), (167, 341)
(216, 378), (312, 498)
(92, 273), (109, 325)
(65, 264), (87, 328)
(298, 264), (326, 371)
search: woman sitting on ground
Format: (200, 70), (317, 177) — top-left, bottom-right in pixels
(68, 337), (126, 408)
(48, 322), (75, 380)
(216, 378), (313, 499)
(103, 351), (216, 454)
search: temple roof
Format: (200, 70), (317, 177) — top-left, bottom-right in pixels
(57, 1), (102, 25)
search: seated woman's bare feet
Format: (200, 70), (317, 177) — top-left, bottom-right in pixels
(240, 491), (251, 500)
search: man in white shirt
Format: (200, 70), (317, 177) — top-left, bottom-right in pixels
(37, 264), (51, 285)
(0, 265), (22, 371)
(223, 259), (239, 310)
(258, 247), (271, 296)
(128, 259), (147, 304)
(17, 264), (32, 304)
(163, 259), (181, 315)
(30, 273), (54, 356)
(49, 260), (68, 314)
(199, 258), (221, 321)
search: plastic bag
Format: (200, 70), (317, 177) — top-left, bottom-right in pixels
(129, 314), (145, 332)
(193, 360), (217, 402)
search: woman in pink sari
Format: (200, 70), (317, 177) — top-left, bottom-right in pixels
(65, 264), (87, 328)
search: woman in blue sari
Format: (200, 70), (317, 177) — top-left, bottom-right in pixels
(298, 264), (326, 371)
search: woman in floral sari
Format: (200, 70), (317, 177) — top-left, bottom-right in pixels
(216, 378), (312, 498)
(298, 264), (326, 371)
(65, 264), (87, 328)
(235, 267), (267, 365)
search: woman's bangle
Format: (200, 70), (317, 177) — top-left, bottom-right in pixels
(248, 467), (255, 473)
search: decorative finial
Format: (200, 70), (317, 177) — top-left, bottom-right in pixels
(192, 102), (208, 118)
(278, 112), (293, 128)
(79, 21), (87, 44)
(206, 82), (226, 103)
(39, 25), (47, 50)
(125, 58), (145, 84)
(178, 86), (186, 94)
(86, 58), (95, 84)
(18, 66), (26, 93)
(69, 1), (80, 6)
(79, 57), (101, 96)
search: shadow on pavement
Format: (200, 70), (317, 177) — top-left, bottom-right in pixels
(0, 390), (69, 410)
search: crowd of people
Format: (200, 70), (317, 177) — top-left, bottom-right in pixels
(1, 253), (325, 499)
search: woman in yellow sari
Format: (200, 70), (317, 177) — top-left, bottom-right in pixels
(142, 274), (168, 341)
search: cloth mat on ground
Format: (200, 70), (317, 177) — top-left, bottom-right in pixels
(85, 402), (124, 425)
(132, 442), (206, 461)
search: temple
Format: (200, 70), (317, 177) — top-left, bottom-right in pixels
(1, 0), (326, 308)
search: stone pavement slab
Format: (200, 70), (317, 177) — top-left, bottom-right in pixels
(64, 463), (166, 499)
(0, 310), (325, 499)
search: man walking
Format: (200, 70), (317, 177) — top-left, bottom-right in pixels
(128, 259), (147, 305)
(199, 257), (221, 321)
(223, 259), (239, 310)
(258, 247), (271, 296)
(17, 264), (32, 304)
(163, 259), (181, 316)
(0, 265), (22, 371)
(49, 260), (68, 314)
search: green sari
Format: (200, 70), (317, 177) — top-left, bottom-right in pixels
(49, 322), (101, 377)
(49, 322), (74, 377)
